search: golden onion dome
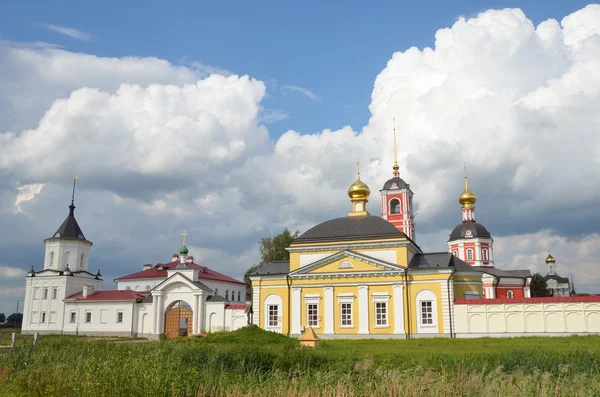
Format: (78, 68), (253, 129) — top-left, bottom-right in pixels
(546, 253), (555, 264)
(348, 178), (371, 201)
(459, 187), (477, 208)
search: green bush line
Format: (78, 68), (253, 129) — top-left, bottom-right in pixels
(1, 328), (600, 396)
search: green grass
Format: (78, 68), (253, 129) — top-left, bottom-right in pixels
(1, 327), (600, 396)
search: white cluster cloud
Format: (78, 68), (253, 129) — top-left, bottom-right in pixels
(1, 5), (600, 313)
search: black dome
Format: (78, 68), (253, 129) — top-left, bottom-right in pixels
(382, 177), (408, 191)
(295, 216), (405, 244)
(448, 221), (491, 241)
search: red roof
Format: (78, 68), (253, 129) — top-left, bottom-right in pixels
(455, 296), (600, 305)
(114, 262), (246, 285)
(225, 304), (247, 310)
(66, 290), (148, 301)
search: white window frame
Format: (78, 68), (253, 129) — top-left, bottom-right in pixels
(338, 294), (355, 328)
(389, 198), (401, 214)
(507, 290), (514, 299)
(372, 293), (390, 328)
(70, 311), (76, 323)
(416, 290), (438, 334)
(467, 248), (474, 261)
(43, 288), (49, 299)
(264, 294), (283, 331)
(225, 290), (229, 301)
(482, 249), (489, 261)
(267, 305), (279, 327)
(237, 291), (241, 302)
(304, 295), (321, 329)
(117, 310), (124, 323)
(52, 288), (58, 299)
(40, 312), (47, 323)
(85, 311), (92, 323)
(420, 300), (434, 326)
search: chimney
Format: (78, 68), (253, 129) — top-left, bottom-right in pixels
(143, 264), (152, 271)
(171, 254), (178, 263)
(83, 285), (95, 298)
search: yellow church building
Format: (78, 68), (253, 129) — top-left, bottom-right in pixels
(250, 165), (483, 338)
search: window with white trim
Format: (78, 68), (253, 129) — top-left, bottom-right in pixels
(237, 291), (241, 302)
(507, 290), (514, 299)
(268, 305), (279, 327)
(85, 311), (92, 323)
(49, 251), (55, 268)
(41, 312), (47, 323)
(482, 249), (489, 261)
(225, 290), (229, 301)
(375, 302), (388, 326)
(70, 311), (76, 323)
(52, 288), (58, 299)
(467, 248), (474, 261)
(80, 253), (85, 269)
(420, 301), (433, 325)
(43, 288), (48, 299)
(340, 302), (352, 327)
(117, 311), (124, 323)
(389, 198), (401, 214)
(307, 303), (319, 327)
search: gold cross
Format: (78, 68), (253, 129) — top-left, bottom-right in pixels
(181, 231), (188, 246)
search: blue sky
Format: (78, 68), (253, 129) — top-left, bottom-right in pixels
(0, 0), (592, 138)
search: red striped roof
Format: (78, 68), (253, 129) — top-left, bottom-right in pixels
(225, 304), (247, 310)
(66, 290), (148, 301)
(455, 296), (600, 305)
(114, 262), (246, 285)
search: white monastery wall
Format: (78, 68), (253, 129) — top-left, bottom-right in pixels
(61, 301), (137, 336)
(455, 298), (600, 337)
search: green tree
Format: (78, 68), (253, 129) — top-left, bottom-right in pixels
(6, 313), (23, 327)
(529, 273), (552, 297)
(245, 229), (299, 283)
(0, 313), (5, 323)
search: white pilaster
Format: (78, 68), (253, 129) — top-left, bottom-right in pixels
(324, 286), (334, 334)
(192, 293), (200, 334)
(251, 283), (260, 326)
(358, 285), (369, 334)
(393, 283), (405, 334)
(291, 287), (301, 335)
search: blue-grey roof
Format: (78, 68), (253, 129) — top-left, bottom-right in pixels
(381, 176), (409, 191)
(294, 215), (406, 244)
(409, 252), (473, 271)
(252, 260), (290, 276)
(448, 221), (491, 241)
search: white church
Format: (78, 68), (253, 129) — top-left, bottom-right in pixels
(21, 190), (249, 338)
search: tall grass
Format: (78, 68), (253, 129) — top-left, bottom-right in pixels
(1, 328), (600, 396)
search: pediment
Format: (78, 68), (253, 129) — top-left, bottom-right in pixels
(290, 250), (404, 277)
(152, 272), (210, 292)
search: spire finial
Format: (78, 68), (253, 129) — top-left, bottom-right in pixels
(464, 163), (469, 190)
(71, 176), (79, 206)
(181, 230), (188, 247)
(356, 161), (361, 180)
(393, 119), (399, 177)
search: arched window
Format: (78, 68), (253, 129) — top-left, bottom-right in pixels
(452, 250), (458, 257)
(49, 251), (55, 267)
(238, 291), (241, 302)
(145, 285), (151, 291)
(225, 290), (229, 301)
(507, 290), (514, 298)
(126, 286), (131, 290)
(389, 198), (401, 214)
(80, 253), (85, 269)
(482, 249), (489, 261)
(416, 290), (438, 334)
(135, 286), (140, 291)
(64, 251), (71, 268)
(467, 249), (474, 261)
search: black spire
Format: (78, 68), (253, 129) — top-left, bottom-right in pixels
(50, 178), (87, 241)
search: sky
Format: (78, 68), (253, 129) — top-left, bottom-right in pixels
(0, 1), (599, 315)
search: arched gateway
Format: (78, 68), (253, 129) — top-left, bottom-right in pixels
(164, 301), (193, 338)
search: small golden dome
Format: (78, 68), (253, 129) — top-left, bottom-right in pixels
(546, 253), (555, 264)
(348, 178), (371, 201)
(459, 188), (477, 208)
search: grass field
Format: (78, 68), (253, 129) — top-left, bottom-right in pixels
(1, 328), (600, 396)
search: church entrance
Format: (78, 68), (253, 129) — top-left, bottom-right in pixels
(164, 301), (193, 338)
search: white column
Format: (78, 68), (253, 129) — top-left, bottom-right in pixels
(251, 284), (260, 326)
(151, 293), (159, 334)
(155, 292), (164, 334)
(291, 287), (301, 335)
(358, 285), (369, 334)
(197, 292), (205, 333)
(324, 286), (334, 334)
(393, 283), (405, 334)
(192, 293), (200, 334)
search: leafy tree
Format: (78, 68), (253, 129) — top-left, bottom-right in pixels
(6, 313), (23, 327)
(0, 313), (5, 323)
(529, 273), (552, 297)
(245, 229), (299, 283)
